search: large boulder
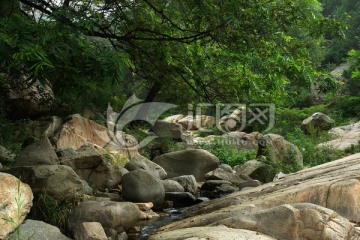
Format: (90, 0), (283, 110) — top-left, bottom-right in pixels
(6, 165), (86, 200)
(163, 114), (184, 123)
(319, 121), (360, 151)
(301, 112), (335, 135)
(165, 192), (197, 208)
(14, 137), (59, 166)
(73, 222), (107, 240)
(177, 115), (215, 130)
(0, 173), (33, 239)
(58, 145), (122, 190)
(219, 203), (359, 240)
(221, 131), (261, 149)
(67, 201), (141, 234)
(150, 226), (276, 240)
(200, 179), (239, 198)
(55, 114), (138, 164)
(258, 134), (303, 174)
(219, 106), (245, 132)
(318, 129), (360, 151)
(1, 75), (54, 119)
(155, 204), (360, 240)
(9, 219), (71, 240)
(162, 179), (185, 192)
(151, 120), (186, 140)
(156, 153), (360, 233)
(170, 175), (198, 196)
(125, 154), (167, 179)
(153, 149), (219, 181)
(205, 168), (251, 186)
(122, 170), (165, 209)
(328, 121), (360, 139)
(235, 159), (273, 183)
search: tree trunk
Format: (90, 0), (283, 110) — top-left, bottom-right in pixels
(130, 82), (163, 126)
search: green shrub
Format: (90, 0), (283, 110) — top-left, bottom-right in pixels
(27, 194), (77, 233)
(0, 110), (35, 155)
(200, 142), (257, 167)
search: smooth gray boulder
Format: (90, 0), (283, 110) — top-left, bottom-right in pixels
(59, 145), (122, 190)
(170, 175), (198, 196)
(162, 179), (185, 192)
(205, 168), (251, 186)
(122, 170), (165, 209)
(15, 138), (59, 166)
(6, 165), (86, 200)
(9, 220), (71, 240)
(68, 201), (141, 234)
(125, 154), (167, 179)
(153, 149), (219, 181)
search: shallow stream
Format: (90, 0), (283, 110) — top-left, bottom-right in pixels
(129, 208), (186, 239)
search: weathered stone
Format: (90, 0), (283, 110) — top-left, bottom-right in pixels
(15, 137), (59, 166)
(273, 172), (287, 181)
(301, 112), (335, 135)
(165, 192), (197, 208)
(200, 180), (233, 191)
(162, 179), (185, 192)
(6, 165), (86, 200)
(218, 106), (245, 132)
(0, 145), (15, 163)
(258, 134), (303, 175)
(222, 131), (262, 149)
(215, 203), (360, 240)
(122, 170), (165, 209)
(125, 154), (167, 179)
(163, 114), (184, 123)
(59, 145), (121, 190)
(32, 116), (63, 138)
(135, 202), (153, 211)
(74, 222), (107, 240)
(117, 232), (128, 240)
(68, 201), (141, 234)
(177, 115), (215, 130)
(238, 180), (261, 189)
(320, 130), (360, 150)
(156, 153), (360, 233)
(218, 163), (233, 173)
(152, 120), (186, 140)
(0, 173), (33, 239)
(150, 226), (276, 240)
(9, 220), (71, 240)
(235, 159), (273, 183)
(211, 184), (238, 198)
(139, 210), (160, 220)
(329, 121), (360, 139)
(55, 114), (138, 164)
(205, 168), (250, 185)
(170, 175), (198, 196)
(2, 76), (54, 119)
(153, 149), (219, 181)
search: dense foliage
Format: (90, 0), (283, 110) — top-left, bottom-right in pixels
(0, 0), (345, 112)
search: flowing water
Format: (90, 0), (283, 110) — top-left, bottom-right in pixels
(129, 208), (186, 239)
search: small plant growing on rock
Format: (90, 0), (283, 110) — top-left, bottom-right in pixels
(1, 179), (34, 240)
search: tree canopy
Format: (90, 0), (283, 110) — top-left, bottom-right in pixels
(0, 0), (344, 113)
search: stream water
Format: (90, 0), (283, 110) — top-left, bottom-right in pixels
(129, 208), (186, 239)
